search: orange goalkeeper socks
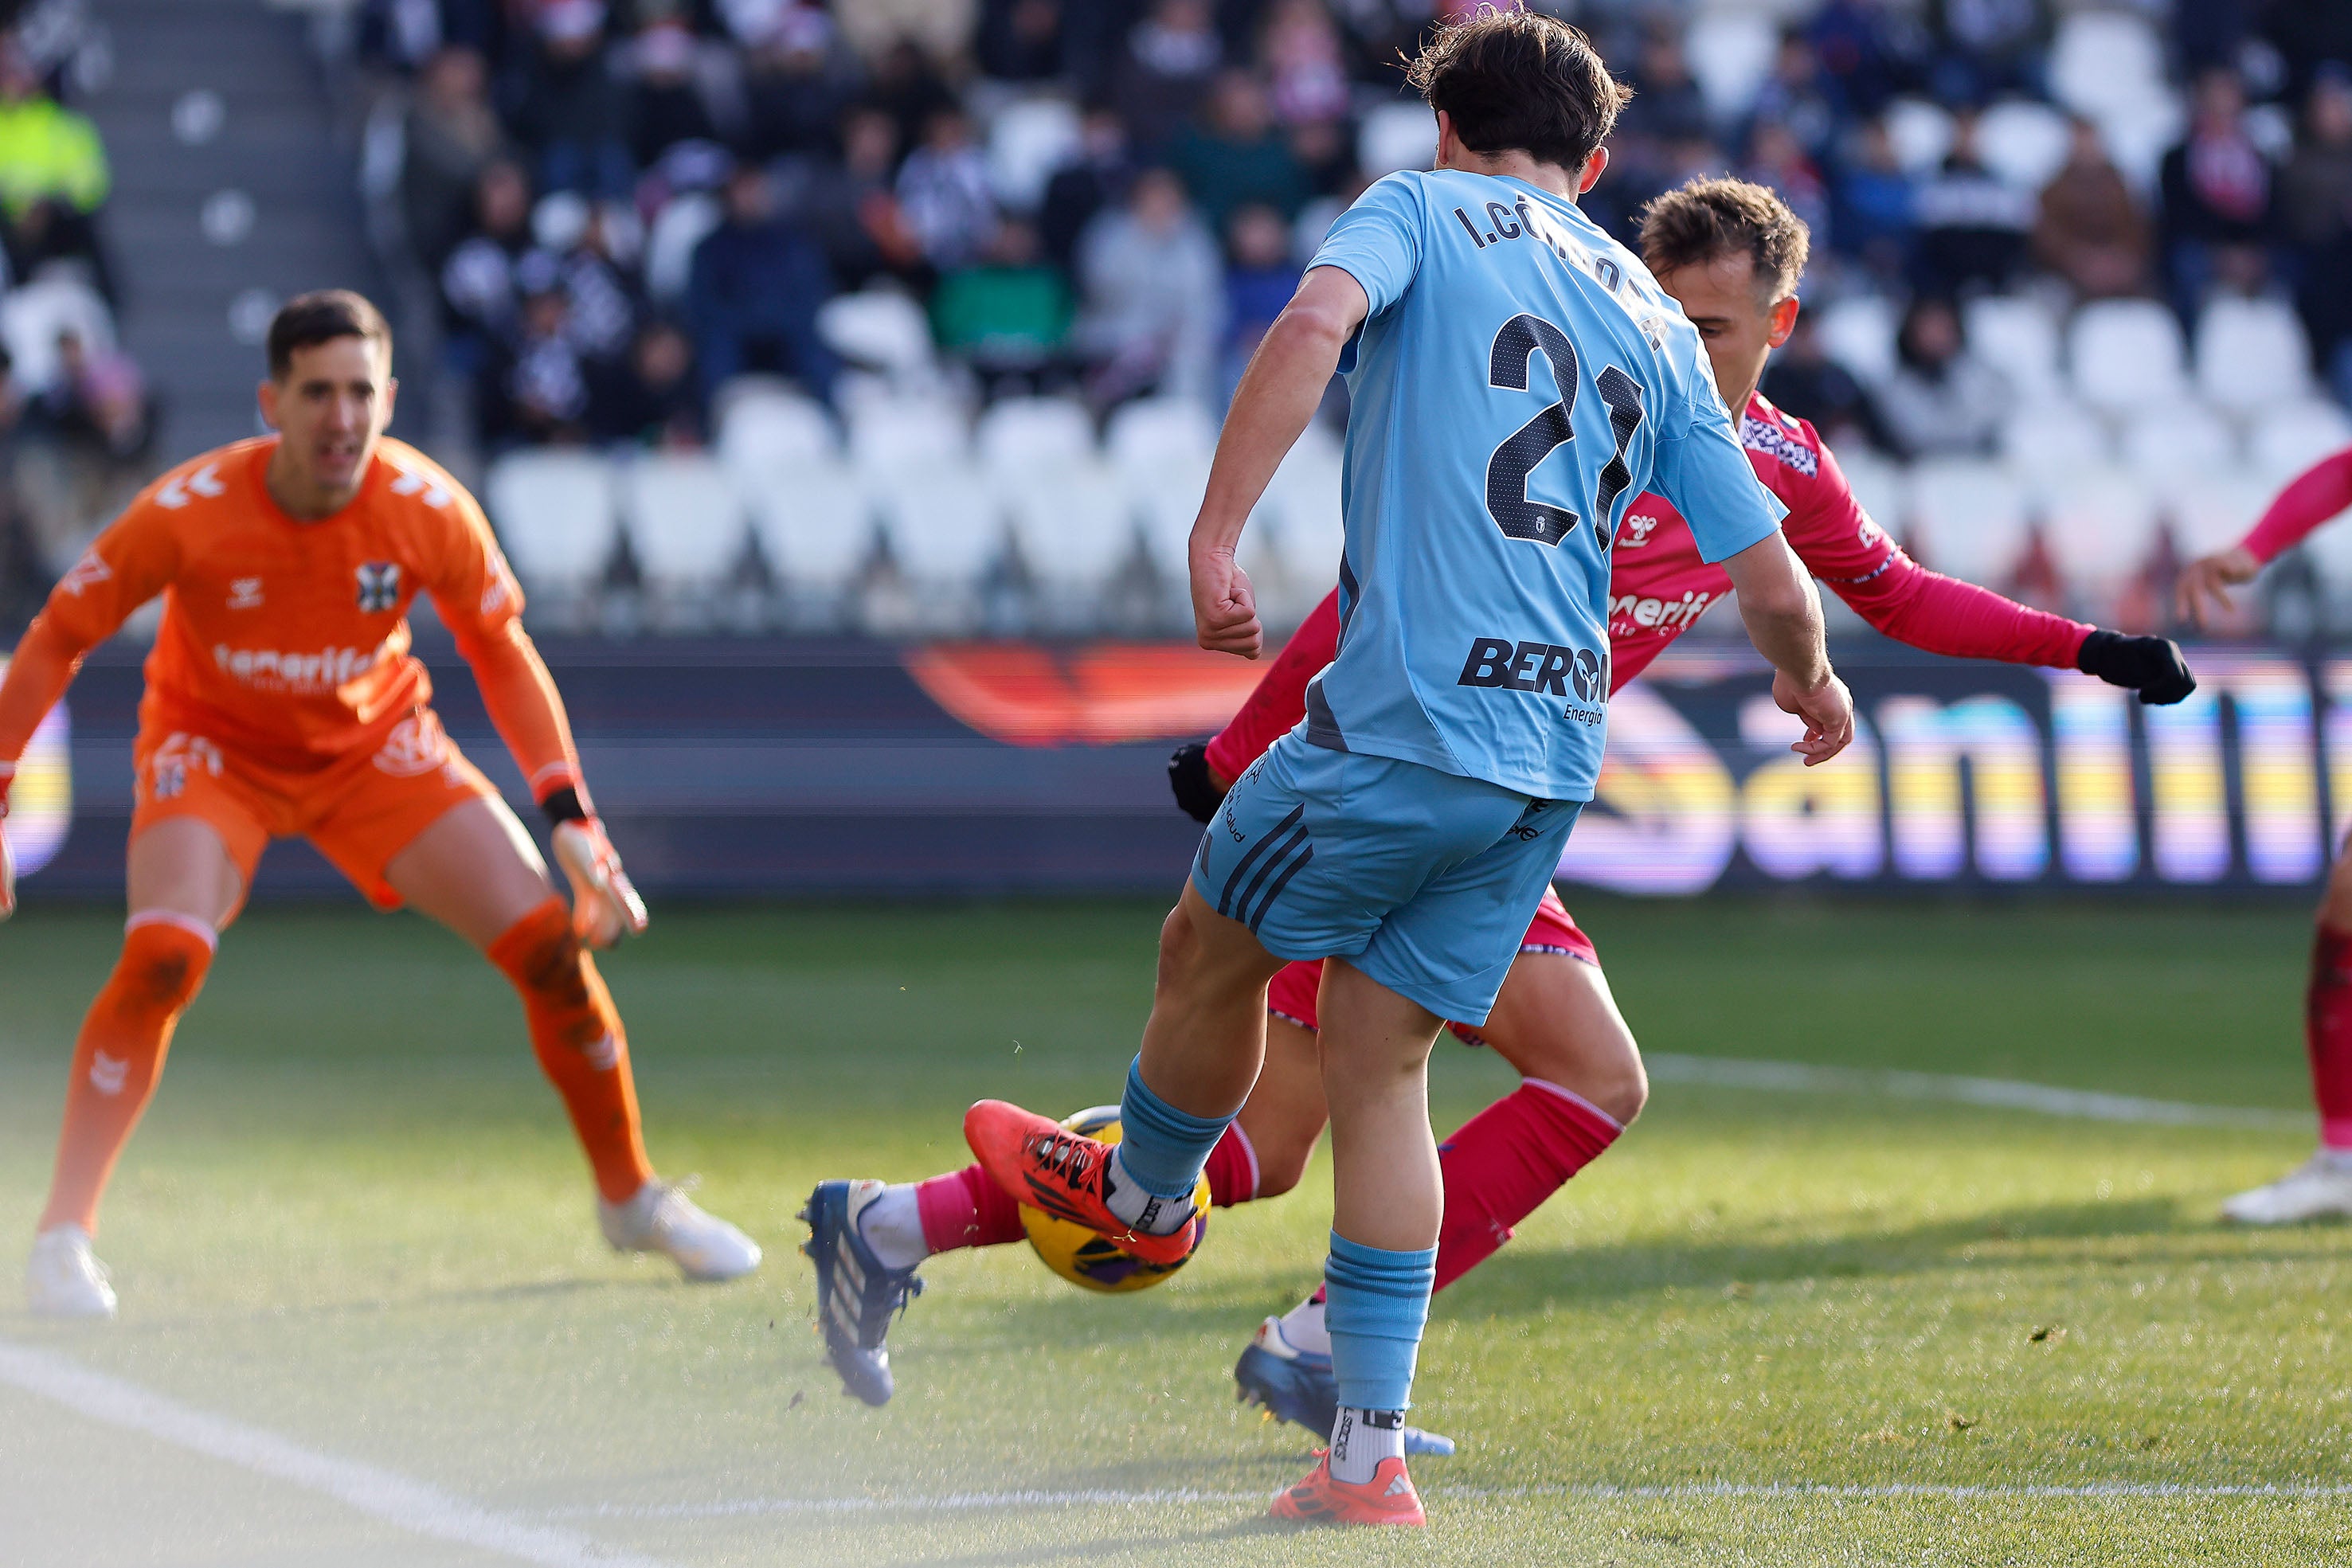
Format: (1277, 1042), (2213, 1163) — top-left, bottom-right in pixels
(488, 897), (654, 1203)
(39, 913), (217, 1236)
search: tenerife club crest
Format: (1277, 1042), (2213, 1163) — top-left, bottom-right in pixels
(355, 561), (401, 612)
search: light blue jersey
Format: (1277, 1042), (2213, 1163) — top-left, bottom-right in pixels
(1301, 168), (1785, 800)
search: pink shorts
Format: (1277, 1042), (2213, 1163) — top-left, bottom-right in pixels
(1263, 884), (1599, 1042)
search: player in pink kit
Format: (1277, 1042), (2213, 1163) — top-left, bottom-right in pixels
(799, 179), (2194, 1425)
(2181, 444), (2352, 1222)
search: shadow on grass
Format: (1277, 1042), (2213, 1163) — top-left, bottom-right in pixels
(912, 1192), (2352, 1361)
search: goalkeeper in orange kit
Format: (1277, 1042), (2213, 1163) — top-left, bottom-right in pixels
(0, 291), (760, 1317)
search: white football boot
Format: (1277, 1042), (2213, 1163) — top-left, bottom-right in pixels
(599, 1179), (762, 1281)
(2220, 1153), (2352, 1225)
(25, 1226), (118, 1319)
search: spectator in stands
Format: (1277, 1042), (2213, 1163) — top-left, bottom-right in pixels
(1760, 308), (1896, 456)
(440, 158), (536, 367)
(1219, 203), (1294, 406)
(1070, 166), (1224, 409)
(589, 319), (703, 448)
(1807, 0), (1915, 118)
(895, 106), (996, 272)
(2158, 65), (2277, 325)
(1608, 23), (1712, 215)
(1039, 103), (1134, 274)
(2279, 68), (2352, 401)
(623, 18), (724, 173)
(1911, 111), (2035, 296)
(2034, 115), (2150, 301)
(485, 253), (593, 447)
(734, 4), (860, 163)
(511, 0), (632, 200)
(533, 193), (643, 364)
(1259, 0), (1351, 130)
(1169, 71), (1310, 232)
(1115, 0), (1224, 153)
(16, 327), (148, 577)
(1748, 30), (1838, 162)
(976, 0), (1066, 84)
(1873, 295), (2008, 459)
(0, 41), (111, 298)
(781, 106), (921, 291)
(929, 217), (1071, 399)
(866, 37), (959, 160)
(1925, 0), (2049, 107)
(401, 45), (507, 272)
(687, 163), (840, 405)
(1740, 122), (1830, 252)
(1831, 115), (1917, 283)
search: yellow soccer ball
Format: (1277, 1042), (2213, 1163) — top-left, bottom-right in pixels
(1019, 1105), (1211, 1294)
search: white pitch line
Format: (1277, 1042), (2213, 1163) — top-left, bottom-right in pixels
(0, 1336), (672, 1568)
(551, 1479), (2352, 1522)
(1642, 1054), (2306, 1130)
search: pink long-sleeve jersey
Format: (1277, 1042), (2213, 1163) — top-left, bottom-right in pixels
(1207, 390), (2094, 781)
(2239, 445), (2352, 565)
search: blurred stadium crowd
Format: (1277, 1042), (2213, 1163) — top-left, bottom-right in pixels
(10, 0), (2352, 639)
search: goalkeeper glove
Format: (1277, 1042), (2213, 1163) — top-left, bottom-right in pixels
(542, 787), (647, 948)
(1168, 741), (1225, 825)
(2077, 630), (2196, 705)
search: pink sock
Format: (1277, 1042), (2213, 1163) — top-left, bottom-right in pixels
(1203, 1123), (1259, 1207)
(1433, 1079), (1621, 1292)
(914, 1164), (1027, 1254)
(2309, 927), (2352, 1150)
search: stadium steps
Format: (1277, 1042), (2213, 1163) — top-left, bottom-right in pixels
(82, 0), (386, 459)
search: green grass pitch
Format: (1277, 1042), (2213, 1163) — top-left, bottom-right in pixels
(2, 897), (2350, 1566)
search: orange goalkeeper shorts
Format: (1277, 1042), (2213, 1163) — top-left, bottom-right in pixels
(130, 707), (499, 910)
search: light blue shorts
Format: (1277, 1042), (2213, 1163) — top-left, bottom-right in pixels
(1192, 730), (1583, 1026)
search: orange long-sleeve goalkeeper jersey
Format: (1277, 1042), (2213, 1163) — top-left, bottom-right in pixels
(0, 436), (584, 800)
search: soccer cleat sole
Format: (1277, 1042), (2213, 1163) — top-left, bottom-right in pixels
(796, 1187), (898, 1409)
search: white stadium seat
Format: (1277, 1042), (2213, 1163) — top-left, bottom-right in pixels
(1107, 396), (1218, 471)
(1999, 398), (2110, 479)
(2172, 467), (2275, 557)
(1904, 458), (2027, 585)
(1816, 294), (1899, 385)
(1833, 448), (1909, 542)
(875, 462), (1006, 587)
(2068, 299), (2189, 415)
(644, 191), (722, 307)
(1004, 458), (1137, 595)
(1964, 295), (2063, 404)
(2195, 296), (2312, 415)
(2, 276), (115, 393)
(2092, 96), (2185, 197)
(484, 450), (618, 596)
(2037, 464), (2158, 592)
(1254, 428), (1346, 592)
(716, 385), (837, 495)
(1685, 11), (1777, 123)
(1884, 98), (1955, 176)
(2051, 10), (2167, 122)
(746, 457), (873, 591)
(1133, 452), (1213, 582)
(1357, 102), (1435, 178)
(2251, 400), (2352, 487)
(985, 96), (1082, 212)
(1974, 99), (2072, 191)
(847, 395), (970, 475)
(817, 288), (937, 379)
(2119, 402), (2239, 484)
(620, 453), (746, 595)
(976, 397), (1095, 480)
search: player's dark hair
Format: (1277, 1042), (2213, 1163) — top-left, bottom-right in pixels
(1636, 177), (1812, 305)
(1404, 12), (1631, 174)
(266, 290), (393, 380)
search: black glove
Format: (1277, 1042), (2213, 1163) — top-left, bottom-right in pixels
(2077, 630), (2196, 705)
(539, 784), (590, 826)
(1168, 741), (1225, 824)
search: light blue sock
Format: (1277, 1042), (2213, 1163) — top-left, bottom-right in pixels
(1323, 1232), (1438, 1413)
(1113, 1056), (1232, 1199)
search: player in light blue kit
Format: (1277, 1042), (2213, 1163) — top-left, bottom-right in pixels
(967, 14), (1854, 1524)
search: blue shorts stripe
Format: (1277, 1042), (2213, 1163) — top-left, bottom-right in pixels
(1231, 823), (1309, 928)
(1218, 804), (1305, 917)
(1245, 845), (1315, 933)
